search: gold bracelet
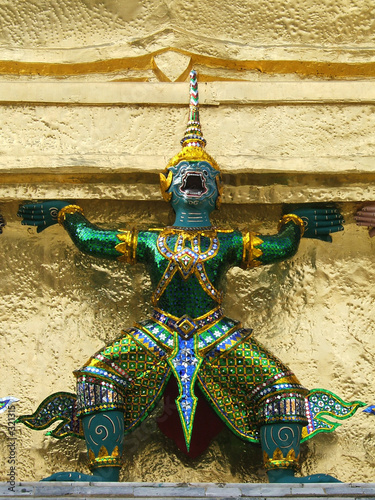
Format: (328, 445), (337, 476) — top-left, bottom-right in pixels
(57, 205), (84, 226)
(278, 213), (305, 237)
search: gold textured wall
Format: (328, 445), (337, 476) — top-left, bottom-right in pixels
(0, 0), (374, 485)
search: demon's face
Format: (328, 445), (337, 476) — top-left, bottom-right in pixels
(167, 160), (220, 212)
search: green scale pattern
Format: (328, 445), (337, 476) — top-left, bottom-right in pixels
(136, 230), (244, 318)
(259, 225), (301, 265)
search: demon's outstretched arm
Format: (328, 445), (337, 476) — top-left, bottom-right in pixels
(241, 207), (344, 269)
(18, 202), (136, 262)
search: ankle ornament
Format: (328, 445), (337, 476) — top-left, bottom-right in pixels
(263, 448), (299, 471)
(88, 445), (122, 470)
(82, 411), (124, 472)
(260, 423), (303, 472)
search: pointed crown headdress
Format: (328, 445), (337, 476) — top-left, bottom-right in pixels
(160, 70), (222, 204)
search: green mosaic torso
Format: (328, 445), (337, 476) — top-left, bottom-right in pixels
(136, 229), (243, 318)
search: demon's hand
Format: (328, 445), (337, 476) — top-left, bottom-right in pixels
(0, 214), (5, 234)
(17, 201), (70, 233)
(289, 206), (344, 242)
(355, 205), (375, 238)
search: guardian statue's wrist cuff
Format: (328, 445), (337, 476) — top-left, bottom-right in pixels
(278, 214), (305, 237)
(57, 205), (84, 226)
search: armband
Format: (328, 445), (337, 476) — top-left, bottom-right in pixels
(57, 205), (85, 226)
(115, 228), (138, 265)
(241, 231), (264, 269)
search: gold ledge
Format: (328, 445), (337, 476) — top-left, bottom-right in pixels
(0, 171), (374, 186)
(1, 47), (375, 78)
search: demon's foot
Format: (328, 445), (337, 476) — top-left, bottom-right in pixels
(41, 472), (101, 482)
(267, 470), (341, 483)
(41, 468), (119, 482)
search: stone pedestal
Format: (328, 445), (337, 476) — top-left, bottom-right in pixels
(2, 482), (375, 500)
(0, 482), (375, 500)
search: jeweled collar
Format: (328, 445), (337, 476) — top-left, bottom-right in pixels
(162, 226), (217, 238)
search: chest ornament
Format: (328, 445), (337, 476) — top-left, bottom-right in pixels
(152, 229), (222, 306)
(158, 230), (219, 279)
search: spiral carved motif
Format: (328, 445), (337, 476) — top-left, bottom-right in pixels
(263, 424), (302, 449)
(48, 207), (60, 220)
(261, 424), (302, 471)
(86, 413), (122, 447)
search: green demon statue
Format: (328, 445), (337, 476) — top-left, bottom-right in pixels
(17, 71), (364, 483)
(0, 214), (5, 234)
(356, 205), (375, 237)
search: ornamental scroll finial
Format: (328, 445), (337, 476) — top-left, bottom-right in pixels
(180, 70), (206, 149)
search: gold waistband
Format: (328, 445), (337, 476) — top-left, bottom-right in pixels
(152, 306), (224, 339)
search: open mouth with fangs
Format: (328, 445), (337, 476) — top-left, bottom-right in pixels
(180, 172), (207, 197)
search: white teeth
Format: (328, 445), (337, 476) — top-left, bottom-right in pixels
(186, 190), (203, 195)
(180, 171), (207, 197)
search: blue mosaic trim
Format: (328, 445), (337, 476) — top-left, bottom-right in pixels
(196, 308), (223, 329)
(152, 261), (177, 304)
(195, 262), (221, 301)
(78, 364), (130, 389)
(76, 379), (125, 409)
(130, 324), (169, 356)
(250, 372), (303, 403)
(152, 307), (224, 341)
(168, 336), (203, 450)
(146, 312), (241, 352)
(204, 327), (251, 361)
(157, 233), (219, 265)
(255, 382), (308, 404)
(156, 233), (221, 302)
(258, 392), (307, 425)
(175, 248), (199, 279)
(137, 320), (174, 351)
(75, 379), (127, 416)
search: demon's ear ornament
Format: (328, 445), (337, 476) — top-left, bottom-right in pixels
(215, 177), (224, 209)
(160, 170), (173, 202)
(0, 214), (5, 234)
(161, 70), (223, 206)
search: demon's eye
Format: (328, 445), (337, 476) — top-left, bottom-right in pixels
(203, 169), (208, 176)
